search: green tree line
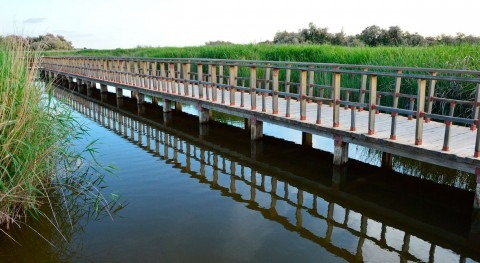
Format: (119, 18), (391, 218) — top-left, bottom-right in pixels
(0, 33), (74, 50)
(270, 23), (480, 47)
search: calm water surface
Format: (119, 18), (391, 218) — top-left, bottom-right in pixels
(0, 86), (479, 263)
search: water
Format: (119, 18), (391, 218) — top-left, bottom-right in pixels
(0, 86), (479, 262)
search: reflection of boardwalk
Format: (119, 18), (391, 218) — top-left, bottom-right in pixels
(54, 87), (480, 262)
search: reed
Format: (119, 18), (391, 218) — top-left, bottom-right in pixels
(0, 38), (118, 235)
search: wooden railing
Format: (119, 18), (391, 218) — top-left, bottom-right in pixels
(41, 56), (480, 157)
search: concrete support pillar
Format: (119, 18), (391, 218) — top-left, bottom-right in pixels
(68, 77), (74, 89)
(470, 169), (480, 241)
(175, 101), (182, 112)
(137, 93), (145, 114)
(302, 132), (312, 147)
(163, 99), (172, 113)
(250, 117), (263, 140)
(244, 118), (251, 131)
(198, 105), (211, 124)
(199, 124), (209, 139)
(152, 97), (158, 106)
(76, 79), (81, 92)
(116, 87), (124, 107)
(87, 81), (95, 97)
(100, 84), (108, 102)
(163, 112), (172, 125)
(381, 152), (393, 170)
(333, 135), (349, 166)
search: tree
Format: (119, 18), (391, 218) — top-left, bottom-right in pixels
(273, 31), (303, 44)
(386, 26), (404, 46)
(360, 25), (386, 46)
(299, 23), (332, 44)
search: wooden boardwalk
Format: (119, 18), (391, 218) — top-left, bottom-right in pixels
(40, 56), (480, 210)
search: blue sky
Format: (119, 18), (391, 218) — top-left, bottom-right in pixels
(2, 0), (479, 49)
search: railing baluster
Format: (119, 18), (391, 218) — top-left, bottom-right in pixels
(300, 70), (307, 120)
(211, 64), (217, 102)
(285, 64), (291, 93)
(169, 63), (175, 94)
(368, 75), (377, 135)
(442, 102), (456, 151)
(415, 79), (427, 145)
(332, 71), (341, 128)
(426, 72), (437, 123)
(351, 106), (356, 131)
(250, 65), (257, 110)
(182, 62), (190, 96)
(308, 65), (314, 103)
(272, 68), (279, 114)
(286, 96), (291, 117)
(316, 100), (322, 124)
(197, 63), (203, 99)
(264, 64), (271, 91)
(229, 64), (237, 106)
(359, 68), (368, 111)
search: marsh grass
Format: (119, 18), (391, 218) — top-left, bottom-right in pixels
(0, 38), (122, 242)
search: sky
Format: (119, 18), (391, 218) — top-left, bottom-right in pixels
(1, 0), (480, 49)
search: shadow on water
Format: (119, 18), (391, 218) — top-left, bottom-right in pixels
(46, 85), (480, 262)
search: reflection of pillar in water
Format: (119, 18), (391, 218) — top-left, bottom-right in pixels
(173, 138), (178, 162)
(185, 143), (191, 172)
(155, 129), (159, 154)
(146, 126), (151, 150)
(200, 149), (205, 177)
(230, 161), (236, 176)
(401, 233), (411, 263)
(271, 177), (277, 195)
(325, 202), (334, 242)
(213, 153), (219, 185)
(332, 166), (348, 188)
(130, 120), (135, 140)
(250, 170), (256, 202)
(163, 133), (169, 159)
(230, 175), (236, 194)
(250, 141), (263, 162)
(355, 215), (367, 262)
(428, 244), (436, 263)
(296, 190), (303, 229)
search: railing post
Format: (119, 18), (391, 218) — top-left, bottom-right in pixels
(472, 83), (480, 130)
(333, 71), (341, 128)
(197, 63), (204, 98)
(368, 75), (377, 135)
(250, 66), (257, 110)
(426, 72), (437, 123)
(229, 64), (237, 106)
(359, 68), (368, 111)
(211, 64), (217, 101)
(415, 79), (427, 145)
(272, 68), (279, 114)
(300, 70), (307, 120)
(133, 61), (139, 86)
